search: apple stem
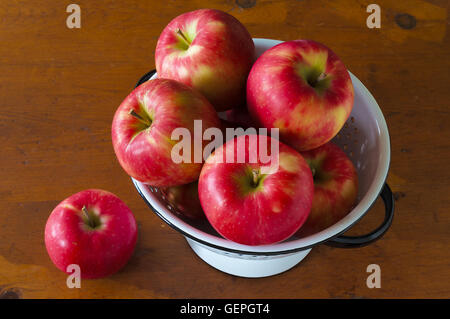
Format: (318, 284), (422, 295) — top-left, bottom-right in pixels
(176, 28), (191, 46)
(311, 167), (316, 177)
(252, 170), (259, 187)
(82, 206), (94, 228)
(309, 73), (327, 88)
(129, 109), (151, 127)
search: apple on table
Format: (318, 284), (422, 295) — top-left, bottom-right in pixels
(247, 40), (354, 151)
(155, 9), (255, 111)
(44, 189), (137, 279)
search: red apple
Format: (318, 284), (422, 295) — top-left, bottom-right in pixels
(297, 142), (358, 236)
(155, 9), (255, 111)
(112, 78), (221, 187)
(198, 134), (314, 245)
(160, 181), (204, 220)
(44, 189), (137, 279)
(247, 40), (354, 151)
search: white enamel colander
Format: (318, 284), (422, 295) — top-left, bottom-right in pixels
(131, 38), (394, 278)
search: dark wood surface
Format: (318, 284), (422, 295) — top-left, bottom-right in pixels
(0, 0), (449, 298)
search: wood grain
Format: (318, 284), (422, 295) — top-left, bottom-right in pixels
(0, 0), (449, 298)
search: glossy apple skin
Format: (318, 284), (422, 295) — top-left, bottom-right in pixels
(112, 78), (221, 187)
(198, 134), (314, 245)
(160, 181), (204, 220)
(155, 9), (255, 111)
(297, 142), (358, 236)
(44, 189), (137, 279)
(247, 40), (354, 151)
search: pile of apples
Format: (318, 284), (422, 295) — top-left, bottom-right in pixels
(113, 8), (358, 245)
(45, 9), (358, 279)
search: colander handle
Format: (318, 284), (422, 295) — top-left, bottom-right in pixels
(325, 183), (394, 248)
(135, 69), (157, 88)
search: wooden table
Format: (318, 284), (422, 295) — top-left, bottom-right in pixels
(0, 0), (448, 299)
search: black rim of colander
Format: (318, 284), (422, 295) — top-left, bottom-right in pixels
(133, 177), (392, 256)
